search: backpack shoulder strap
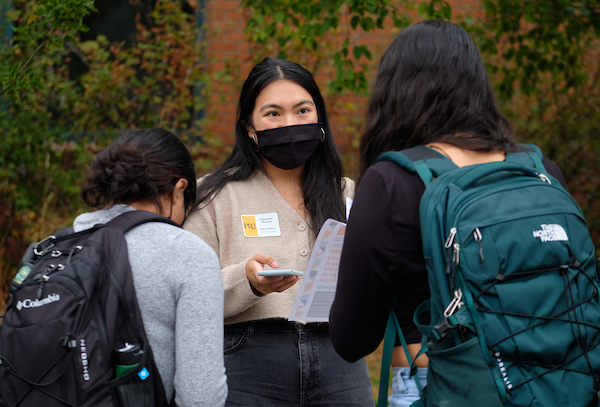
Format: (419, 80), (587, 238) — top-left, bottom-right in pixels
(504, 143), (547, 172)
(377, 144), (548, 186)
(32, 225), (95, 259)
(378, 304), (424, 407)
(106, 210), (181, 233)
(376, 146), (458, 186)
(31, 211), (178, 260)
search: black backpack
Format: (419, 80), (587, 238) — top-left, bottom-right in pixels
(0, 210), (178, 407)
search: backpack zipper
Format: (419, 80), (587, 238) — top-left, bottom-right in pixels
(538, 173), (551, 184)
(33, 263), (64, 299)
(444, 227), (461, 291)
(32, 246), (78, 299)
(452, 242), (461, 280)
(444, 227), (457, 275)
(473, 228), (484, 264)
(445, 228), (460, 268)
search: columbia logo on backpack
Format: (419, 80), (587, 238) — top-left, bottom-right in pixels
(15, 294), (61, 310)
(377, 144), (600, 407)
(0, 210), (176, 407)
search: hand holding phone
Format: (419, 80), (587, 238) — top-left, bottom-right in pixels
(257, 269), (304, 277)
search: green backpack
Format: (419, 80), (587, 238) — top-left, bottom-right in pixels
(377, 144), (600, 407)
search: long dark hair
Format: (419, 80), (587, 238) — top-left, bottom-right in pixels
(196, 57), (346, 232)
(82, 128), (197, 212)
(358, 20), (515, 185)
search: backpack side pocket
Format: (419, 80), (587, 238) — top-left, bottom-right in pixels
(109, 341), (160, 407)
(426, 337), (504, 407)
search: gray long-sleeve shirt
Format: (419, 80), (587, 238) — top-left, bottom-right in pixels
(74, 204), (227, 407)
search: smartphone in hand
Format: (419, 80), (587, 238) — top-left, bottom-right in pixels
(257, 269), (304, 277)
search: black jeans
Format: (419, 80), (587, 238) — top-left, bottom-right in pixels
(223, 319), (374, 406)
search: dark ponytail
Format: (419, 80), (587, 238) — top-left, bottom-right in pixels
(82, 128), (197, 211)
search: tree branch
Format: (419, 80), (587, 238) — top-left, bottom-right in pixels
(65, 41), (91, 70)
(18, 39), (47, 75)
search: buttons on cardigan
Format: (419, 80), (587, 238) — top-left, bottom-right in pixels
(298, 222), (307, 231)
(300, 249), (308, 256)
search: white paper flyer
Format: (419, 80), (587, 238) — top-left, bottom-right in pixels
(289, 218), (346, 322)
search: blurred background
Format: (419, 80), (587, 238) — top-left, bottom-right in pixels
(1, 0), (599, 399)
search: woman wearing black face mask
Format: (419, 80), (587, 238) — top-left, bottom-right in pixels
(184, 58), (373, 406)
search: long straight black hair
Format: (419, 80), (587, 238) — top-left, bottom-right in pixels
(358, 20), (515, 185)
(195, 58), (346, 232)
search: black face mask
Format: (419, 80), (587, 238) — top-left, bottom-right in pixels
(255, 123), (324, 170)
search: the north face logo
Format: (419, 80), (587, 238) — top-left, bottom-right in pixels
(15, 294), (61, 310)
(533, 224), (569, 242)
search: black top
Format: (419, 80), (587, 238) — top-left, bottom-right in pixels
(329, 156), (568, 363)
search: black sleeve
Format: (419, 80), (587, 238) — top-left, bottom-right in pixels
(329, 154), (565, 363)
(329, 161), (428, 362)
(542, 156), (568, 191)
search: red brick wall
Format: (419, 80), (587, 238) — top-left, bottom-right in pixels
(203, 1), (252, 147)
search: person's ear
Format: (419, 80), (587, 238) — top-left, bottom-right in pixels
(244, 120), (258, 145)
(172, 178), (188, 205)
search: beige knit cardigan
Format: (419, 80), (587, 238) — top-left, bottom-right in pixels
(184, 169), (355, 325)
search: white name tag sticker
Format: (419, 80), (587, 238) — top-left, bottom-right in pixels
(241, 213), (281, 237)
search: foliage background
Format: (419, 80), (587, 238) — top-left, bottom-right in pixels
(1, 0), (599, 399)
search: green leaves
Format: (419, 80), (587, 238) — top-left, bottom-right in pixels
(0, 0), (212, 232)
(241, 0), (409, 94)
(475, 0), (600, 99)
(0, 0), (96, 97)
(418, 0), (452, 20)
(352, 44), (372, 60)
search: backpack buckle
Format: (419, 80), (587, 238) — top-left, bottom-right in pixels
(433, 291), (465, 341)
(433, 318), (454, 340)
(33, 235), (57, 257)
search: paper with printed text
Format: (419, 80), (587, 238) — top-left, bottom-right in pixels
(289, 218), (346, 322)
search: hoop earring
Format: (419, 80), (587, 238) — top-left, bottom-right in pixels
(320, 128), (325, 142)
(251, 134), (258, 145)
